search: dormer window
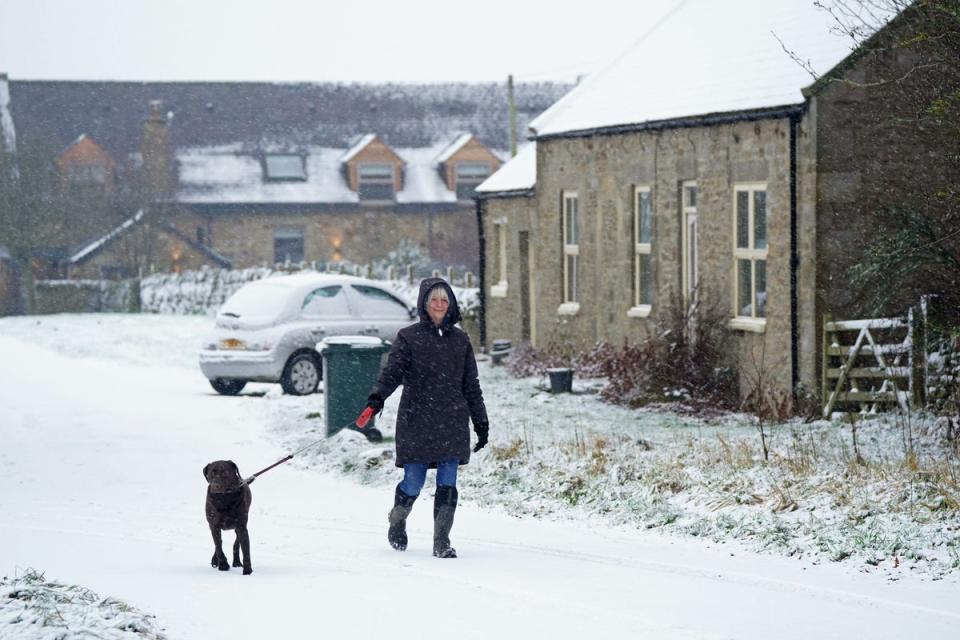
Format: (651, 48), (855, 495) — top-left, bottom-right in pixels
(264, 154), (307, 181)
(68, 164), (108, 186)
(455, 162), (491, 199)
(358, 162), (395, 200)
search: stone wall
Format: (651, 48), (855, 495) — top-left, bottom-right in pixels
(167, 205), (479, 272)
(500, 116), (819, 398)
(482, 195), (537, 347)
(68, 223), (217, 279)
(813, 9), (960, 321)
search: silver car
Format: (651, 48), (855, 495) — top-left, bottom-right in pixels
(199, 273), (416, 395)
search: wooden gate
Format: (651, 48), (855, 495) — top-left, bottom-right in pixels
(821, 314), (922, 419)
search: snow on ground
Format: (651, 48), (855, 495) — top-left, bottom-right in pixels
(1, 313), (959, 639)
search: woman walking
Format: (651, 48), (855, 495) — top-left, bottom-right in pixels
(364, 277), (489, 558)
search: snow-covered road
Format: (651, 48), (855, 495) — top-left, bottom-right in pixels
(1, 318), (958, 639)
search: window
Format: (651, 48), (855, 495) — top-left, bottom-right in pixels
(301, 286), (350, 318)
(67, 164), (107, 185)
(490, 216), (508, 298)
(264, 154), (306, 181)
(731, 184), (768, 331)
(273, 227), (304, 264)
(455, 162), (491, 199)
(358, 163), (395, 200)
(350, 285), (411, 319)
(681, 181), (699, 308)
(629, 186), (653, 317)
(559, 191), (579, 314)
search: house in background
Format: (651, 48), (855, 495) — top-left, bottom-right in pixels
(477, 0), (955, 404)
(0, 79), (568, 304)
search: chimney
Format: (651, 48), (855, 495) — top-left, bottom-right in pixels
(0, 73), (17, 156)
(141, 99), (174, 197)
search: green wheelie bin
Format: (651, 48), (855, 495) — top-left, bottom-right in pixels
(318, 336), (390, 441)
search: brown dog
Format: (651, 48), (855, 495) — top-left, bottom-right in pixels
(203, 460), (253, 575)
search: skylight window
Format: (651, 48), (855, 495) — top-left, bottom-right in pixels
(264, 154), (307, 181)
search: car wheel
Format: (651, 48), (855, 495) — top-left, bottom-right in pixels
(281, 352), (320, 395)
(210, 378), (247, 395)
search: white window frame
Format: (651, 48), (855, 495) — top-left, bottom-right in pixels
(558, 190), (580, 315)
(455, 162), (492, 200)
(357, 162), (395, 200)
(628, 185), (653, 318)
(681, 181), (699, 309)
(358, 162), (394, 182)
(729, 183), (768, 333)
(490, 216), (508, 298)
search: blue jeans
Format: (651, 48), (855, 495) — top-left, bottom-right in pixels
(399, 460), (459, 496)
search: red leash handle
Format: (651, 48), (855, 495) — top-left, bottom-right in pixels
(356, 406), (374, 429)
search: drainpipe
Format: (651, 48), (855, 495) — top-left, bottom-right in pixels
(475, 195), (487, 351)
(789, 112), (800, 398)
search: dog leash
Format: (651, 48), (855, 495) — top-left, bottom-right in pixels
(241, 407), (376, 485)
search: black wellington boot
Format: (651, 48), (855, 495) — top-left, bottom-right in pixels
(388, 484), (417, 551)
(433, 486), (458, 558)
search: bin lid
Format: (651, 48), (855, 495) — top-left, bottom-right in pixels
(319, 335), (388, 352)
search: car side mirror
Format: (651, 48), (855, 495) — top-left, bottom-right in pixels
(408, 308), (417, 320)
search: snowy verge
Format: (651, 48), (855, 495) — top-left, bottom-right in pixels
(269, 364), (960, 580)
(0, 569), (167, 639)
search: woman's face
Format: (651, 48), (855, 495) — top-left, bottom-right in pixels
(427, 293), (449, 325)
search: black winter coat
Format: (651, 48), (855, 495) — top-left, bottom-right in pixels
(370, 277), (488, 467)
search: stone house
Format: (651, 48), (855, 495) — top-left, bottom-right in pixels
(0, 79), (568, 303)
(476, 0), (955, 403)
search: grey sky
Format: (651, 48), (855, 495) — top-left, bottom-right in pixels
(0, 0), (681, 84)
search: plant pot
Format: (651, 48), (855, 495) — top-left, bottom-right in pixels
(547, 367), (573, 393)
(490, 339), (512, 366)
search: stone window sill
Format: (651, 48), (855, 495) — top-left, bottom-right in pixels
(490, 282), (508, 298)
(627, 305), (652, 318)
(557, 302), (580, 316)
(728, 317), (767, 333)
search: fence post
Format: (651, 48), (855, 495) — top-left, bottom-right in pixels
(432, 269), (440, 278)
(465, 271), (474, 288)
(909, 303), (926, 409)
(445, 266), (453, 283)
(364, 264), (373, 279)
(821, 314), (832, 415)
(387, 265), (396, 281)
(406, 265), (414, 284)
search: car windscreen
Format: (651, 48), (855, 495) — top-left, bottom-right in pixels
(219, 281), (294, 321)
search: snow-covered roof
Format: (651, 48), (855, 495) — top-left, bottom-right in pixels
(70, 210), (145, 263)
(339, 134), (376, 163)
(530, 0), (861, 138)
(177, 142), (464, 205)
(0, 75), (16, 154)
(435, 133), (473, 164)
(475, 143), (536, 195)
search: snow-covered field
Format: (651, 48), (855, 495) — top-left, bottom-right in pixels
(1, 313), (958, 639)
